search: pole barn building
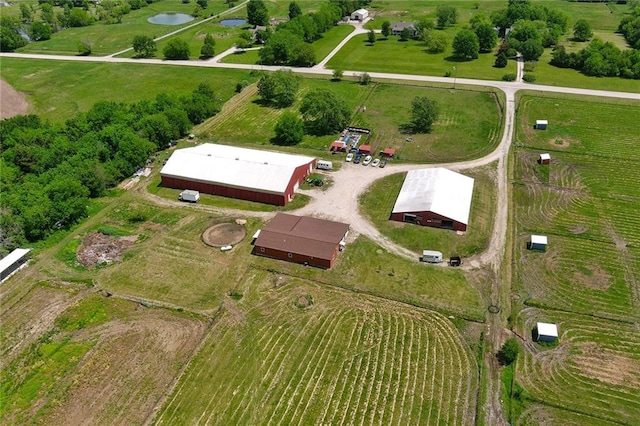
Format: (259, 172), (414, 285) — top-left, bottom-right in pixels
(0, 248), (31, 283)
(390, 168), (475, 232)
(252, 213), (350, 269)
(160, 143), (316, 206)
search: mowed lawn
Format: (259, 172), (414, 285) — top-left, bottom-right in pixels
(327, 33), (516, 81)
(17, 0), (229, 56)
(510, 94), (640, 422)
(156, 276), (478, 425)
(360, 164), (497, 260)
(350, 84), (503, 162)
(0, 58), (255, 121)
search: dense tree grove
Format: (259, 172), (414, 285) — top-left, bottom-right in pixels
(0, 84), (222, 248)
(618, 12), (640, 50)
(299, 89), (350, 135)
(288, 1), (302, 20)
(274, 112), (304, 145)
(257, 70), (301, 107)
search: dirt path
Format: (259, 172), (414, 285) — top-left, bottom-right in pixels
(0, 79), (30, 119)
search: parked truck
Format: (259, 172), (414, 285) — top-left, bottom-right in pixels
(178, 190), (200, 203)
(421, 250), (443, 263)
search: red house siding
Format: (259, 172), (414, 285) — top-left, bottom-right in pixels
(252, 246), (336, 269)
(390, 211), (467, 232)
(161, 160), (313, 206)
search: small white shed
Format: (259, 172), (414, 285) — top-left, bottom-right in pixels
(351, 8), (368, 21)
(535, 120), (548, 130)
(536, 322), (558, 342)
(538, 153), (551, 164)
(529, 235), (547, 251)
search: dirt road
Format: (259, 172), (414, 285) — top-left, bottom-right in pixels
(0, 79), (30, 119)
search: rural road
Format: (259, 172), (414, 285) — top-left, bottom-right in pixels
(3, 29), (639, 426)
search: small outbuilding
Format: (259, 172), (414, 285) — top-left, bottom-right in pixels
(350, 8), (368, 21)
(538, 153), (551, 164)
(358, 144), (371, 154)
(535, 120), (548, 130)
(535, 322), (558, 342)
(0, 248), (31, 283)
(330, 141), (346, 152)
(529, 235), (548, 251)
(381, 147), (396, 158)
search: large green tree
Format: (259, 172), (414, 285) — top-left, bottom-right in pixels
(274, 112), (304, 145)
(452, 29), (480, 59)
(132, 35), (157, 58)
(497, 338), (519, 365)
(299, 89), (350, 135)
(257, 69), (301, 107)
(475, 22), (497, 53)
(410, 97), (439, 133)
(573, 19), (592, 42)
(381, 20), (391, 38)
(247, 0), (269, 26)
(288, 1), (302, 20)
(163, 38), (190, 60)
(436, 5), (457, 28)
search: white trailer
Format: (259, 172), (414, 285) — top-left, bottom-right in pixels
(316, 160), (333, 170)
(421, 250), (443, 263)
(178, 190), (200, 203)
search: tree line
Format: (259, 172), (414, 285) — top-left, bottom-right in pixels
(0, 84), (221, 251)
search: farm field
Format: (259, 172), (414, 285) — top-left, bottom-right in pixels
(359, 164), (497, 260)
(16, 0), (228, 56)
(156, 276), (479, 425)
(509, 92), (640, 422)
(195, 80), (502, 163)
(0, 280), (208, 425)
(326, 33), (517, 81)
(0, 58), (255, 120)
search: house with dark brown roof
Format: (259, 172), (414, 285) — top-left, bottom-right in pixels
(252, 213), (350, 268)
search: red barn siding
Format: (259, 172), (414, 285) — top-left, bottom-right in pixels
(252, 246), (336, 269)
(390, 211), (467, 232)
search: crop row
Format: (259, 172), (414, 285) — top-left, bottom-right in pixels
(516, 308), (640, 425)
(155, 285), (477, 425)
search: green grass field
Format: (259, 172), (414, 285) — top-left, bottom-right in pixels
(0, 58), (256, 120)
(359, 164), (497, 259)
(156, 276), (478, 425)
(509, 93), (640, 422)
(17, 0), (229, 56)
(327, 33), (517, 81)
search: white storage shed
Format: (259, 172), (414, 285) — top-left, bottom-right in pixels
(529, 235), (548, 251)
(536, 322), (558, 342)
(535, 120), (548, 130)
(350, 8), (368, 21)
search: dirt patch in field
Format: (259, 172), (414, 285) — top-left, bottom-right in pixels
(202, 222), (246, 247)
(77, 232), (138, 267)
(0, 79), (30, 119)
(548, 137), (580, 149)
(574, 342), (640, 387)
(568, 225), (588, 234)
(573, 265), (612, 290)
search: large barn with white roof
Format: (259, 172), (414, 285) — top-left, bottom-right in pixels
(390, 168), (475, 232)
(160, 143), (316, 206)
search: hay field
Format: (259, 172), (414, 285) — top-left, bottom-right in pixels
(510, 93), (640, 423)
(156, 276), (478, 425)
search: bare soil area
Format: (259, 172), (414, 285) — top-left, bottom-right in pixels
(201, 222), (246, 247)
(0, 79), (30, 119)
(77, 232), (138, 267)
(44, 298), (209, 425)
(574, 343), (640, 387)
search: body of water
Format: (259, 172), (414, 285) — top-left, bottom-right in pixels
(148, 13), (194, 25)
(220, 19), (247, 27)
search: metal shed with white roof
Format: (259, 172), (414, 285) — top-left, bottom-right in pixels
(0, 248), (31, 283)
(536, 322), (558, 342)
(390, 168), (475, 232)
(160, 143), (316, 206)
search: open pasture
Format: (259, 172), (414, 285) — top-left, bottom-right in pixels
(514, 307), (640, 425)
(156, 276), (478, 425)
(326, 33), (516, 81)
(0, 286), (208, 425)
(359, 164), (497, 260)
(517, 404), (622, 426)
(350, 83), (503, 163)
(17, 0), (226, 56)
(0, 58), (254, 120)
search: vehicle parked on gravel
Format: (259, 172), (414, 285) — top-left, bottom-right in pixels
(354, 153), (363, 164)
(363, 155), (372, 166)
(379, 160), (387, 168)
(346, 153), (354, 162)
(371, 158), (380, 167)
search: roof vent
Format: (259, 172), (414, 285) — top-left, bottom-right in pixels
(264, 162), (268, 165)
(207, 153), (211, 157)
(235, 157), (239, 160)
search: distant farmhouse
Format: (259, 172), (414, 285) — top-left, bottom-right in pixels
(160, 143), (315, 206)
(253, 213), (350, 268)
(391, 168), (475, 232)
(391, 21), (417, 37)
(350, 8), (368, 21)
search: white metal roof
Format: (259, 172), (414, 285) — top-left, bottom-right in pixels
(392, 168), (475, 225)
(537, 322), (558, 337)
(353, 8), (368, 14)
(530, 235), (548, 245)
(539, 153), (551, 160)
(0, 248), (31, 274)
(160, 144), (315, 195)
(422, 250), (442, 257)
(536, 120), (548, 125)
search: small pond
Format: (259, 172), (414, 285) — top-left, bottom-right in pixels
(148, 13), (194, 25)
(220, 18), (247, 27)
